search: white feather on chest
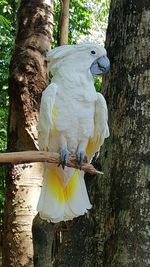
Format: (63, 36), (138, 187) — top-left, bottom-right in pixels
(51, 74), (97, 150)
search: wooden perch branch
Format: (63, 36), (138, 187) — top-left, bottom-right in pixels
(0, 151), (103, 175)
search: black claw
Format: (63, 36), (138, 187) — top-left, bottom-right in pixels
(58, 148), (70, 169)
(76, 151), (86, 169)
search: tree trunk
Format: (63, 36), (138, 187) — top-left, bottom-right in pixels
(32, 214), (54, 267)
(2, 1), (53, 266)
(59, 0), (70, 45)
(53, 1), (150, 266)
(102, 1), (150, 266)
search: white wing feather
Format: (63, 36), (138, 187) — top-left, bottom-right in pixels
(94, 92), (109, 149)
(38, 83), (57, 150)
(87, 92), (109, 161)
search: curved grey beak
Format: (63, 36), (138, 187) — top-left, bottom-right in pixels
(90, 55), (110, 76)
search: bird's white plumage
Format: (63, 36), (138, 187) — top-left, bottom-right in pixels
(38, 83), (57, 151)
(86, 92), (110, 160)
(37, 43), (109, 223)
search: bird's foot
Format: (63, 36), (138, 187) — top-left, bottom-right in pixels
(58, 148), (70, 169)
(76, 151), (86, 169)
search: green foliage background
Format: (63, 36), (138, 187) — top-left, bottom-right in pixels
(53, 0), (93, 46)
(0, 0), (109, 221)
(0, 0), (16, 220)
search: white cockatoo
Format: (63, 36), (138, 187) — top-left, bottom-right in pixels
(37, 43), (110, 223)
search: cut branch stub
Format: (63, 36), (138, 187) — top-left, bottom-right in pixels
(0, 151), (103, 175)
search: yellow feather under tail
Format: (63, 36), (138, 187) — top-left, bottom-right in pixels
(47, 168), (78, 203)
(37, 166), (92, 222)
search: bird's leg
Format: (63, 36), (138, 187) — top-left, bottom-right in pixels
(76, 151), (86, 169)
(76, 141), (87, 169)
(58, 135), (70, 169)
(59, 148), (70, 169)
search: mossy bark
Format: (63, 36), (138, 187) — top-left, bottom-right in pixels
(53, 1), (150, 266)
(2, 1), (53, 266)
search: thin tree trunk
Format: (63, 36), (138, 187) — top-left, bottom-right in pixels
(59, 0), (70, 45)
(53, 1), (150, 266)
(2, 1), (53, 266)
(32, 214), (54, 267)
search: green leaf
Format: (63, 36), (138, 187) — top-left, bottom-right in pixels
(0, 14), (11, 28)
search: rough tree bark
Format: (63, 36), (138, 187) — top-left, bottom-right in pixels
(101, 1), (150, 266)
(2, 1), (53, 266)
(53, 1), (150, 266)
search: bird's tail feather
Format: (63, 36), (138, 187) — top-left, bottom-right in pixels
(37, 166), (92, 223)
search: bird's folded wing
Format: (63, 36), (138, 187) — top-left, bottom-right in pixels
(86, 92), (109, 161)
(38, 83), (57, 151)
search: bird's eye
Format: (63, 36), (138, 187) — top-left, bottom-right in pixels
(91, 50), (96, 55)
